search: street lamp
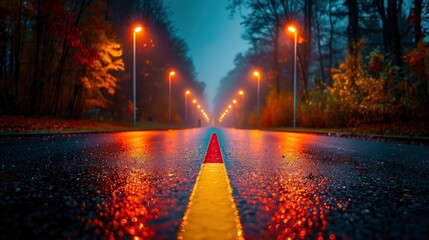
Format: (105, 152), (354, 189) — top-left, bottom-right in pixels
(133, 26), (142, 128)
(168, 71), (175, 128)
(288, 26), (297, 128)
(238, 90), (245, 127)
(253, 71), (261, 129)
(192, 99), (197, 127)
(185, 90), (190, 126)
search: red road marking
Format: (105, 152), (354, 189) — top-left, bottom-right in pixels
(203, 133), (223, 163)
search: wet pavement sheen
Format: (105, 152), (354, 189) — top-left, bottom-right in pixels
(1, 128), (429, 239)
(220, 129), (429, 239)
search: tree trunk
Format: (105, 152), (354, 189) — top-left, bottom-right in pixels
(315, 20), (326, 84)
(30, 0), (42, 115)
(346, 0), (359, 49)
(413, 0), (423, 46)
(388, 0), (403, 68)
(302, 0), (312, 93)
(346, 0), (359, 88)
(376, 0), (403, 68)
(0, 11), (6, 83)
(12, 0), (24, 113)
(66, 81), (83, 119)
(297, 49), (306, 96)
(273, 31), (281, 94)
(269, 0), (281, 94)
(52, 0), (89, 117)
(328, 0), (334, 84)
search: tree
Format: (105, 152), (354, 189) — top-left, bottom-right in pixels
(375, 0), (404, 68)
(0, 0), (125, 118)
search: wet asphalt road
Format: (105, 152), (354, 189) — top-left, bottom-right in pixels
(1, 128), (429, 239)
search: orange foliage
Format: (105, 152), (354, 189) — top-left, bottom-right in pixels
(298, 39), (428, 128)
(261, 91), (293, 127)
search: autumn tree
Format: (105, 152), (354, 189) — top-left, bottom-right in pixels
(0, 0), (125, 118)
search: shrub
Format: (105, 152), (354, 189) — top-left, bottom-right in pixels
(261, 91), (293, 127)
(300, 39), (425, 128)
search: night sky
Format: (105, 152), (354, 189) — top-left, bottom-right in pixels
(165, 0), (249, 113)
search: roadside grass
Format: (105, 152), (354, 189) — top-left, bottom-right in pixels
(266, 120), (429, 137)
(0, 115), (173, 133)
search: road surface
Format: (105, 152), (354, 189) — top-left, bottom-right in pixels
(1, 128), (428, 239)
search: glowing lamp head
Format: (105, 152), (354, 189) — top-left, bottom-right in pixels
(288, 26), (296, 33)
(134, 26), (142, 33)
(193, 99), (196, 104)
(197, 105), (201, 109)
(253, 71), (260, 77)
(233, 100), (237, 104)
(239, 90), (244, 95)
(186, 90), (190, 95)
(169, 71), (175, 76)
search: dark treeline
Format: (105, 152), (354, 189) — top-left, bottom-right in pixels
(216, 0), (429, 128)
(0, 0), (205, 125)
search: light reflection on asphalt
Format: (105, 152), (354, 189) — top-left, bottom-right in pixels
(0, 128), (429, 239)
(221, 129), (429, 239)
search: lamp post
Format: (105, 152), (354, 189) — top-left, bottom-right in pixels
(168, 71), (175, 128)
(238, 90), (244, 127)
(185, 90), (190, 126)
(288, 26), (297, 128)
(133, 26), (142, 128)
(192, 99), (197, 127)
(197, 104), (201, 127)
(253, 71), (261, 129)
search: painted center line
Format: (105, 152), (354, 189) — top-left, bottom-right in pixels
(178, 133), (244, 239)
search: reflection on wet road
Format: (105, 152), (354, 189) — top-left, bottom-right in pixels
(1, 128), (429, 239)
(221, 129), (429, 239)
(0, 129), (211, 239)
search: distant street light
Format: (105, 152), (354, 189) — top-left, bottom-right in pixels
(168, 71), (175, 128)
(288, 26), (297, 128)
(185, 90), (190, 126)
(133, 26), (142, 128)
(253, 71), (261, 129)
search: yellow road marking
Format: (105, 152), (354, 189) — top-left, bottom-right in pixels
(178, 134), (244, 239)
